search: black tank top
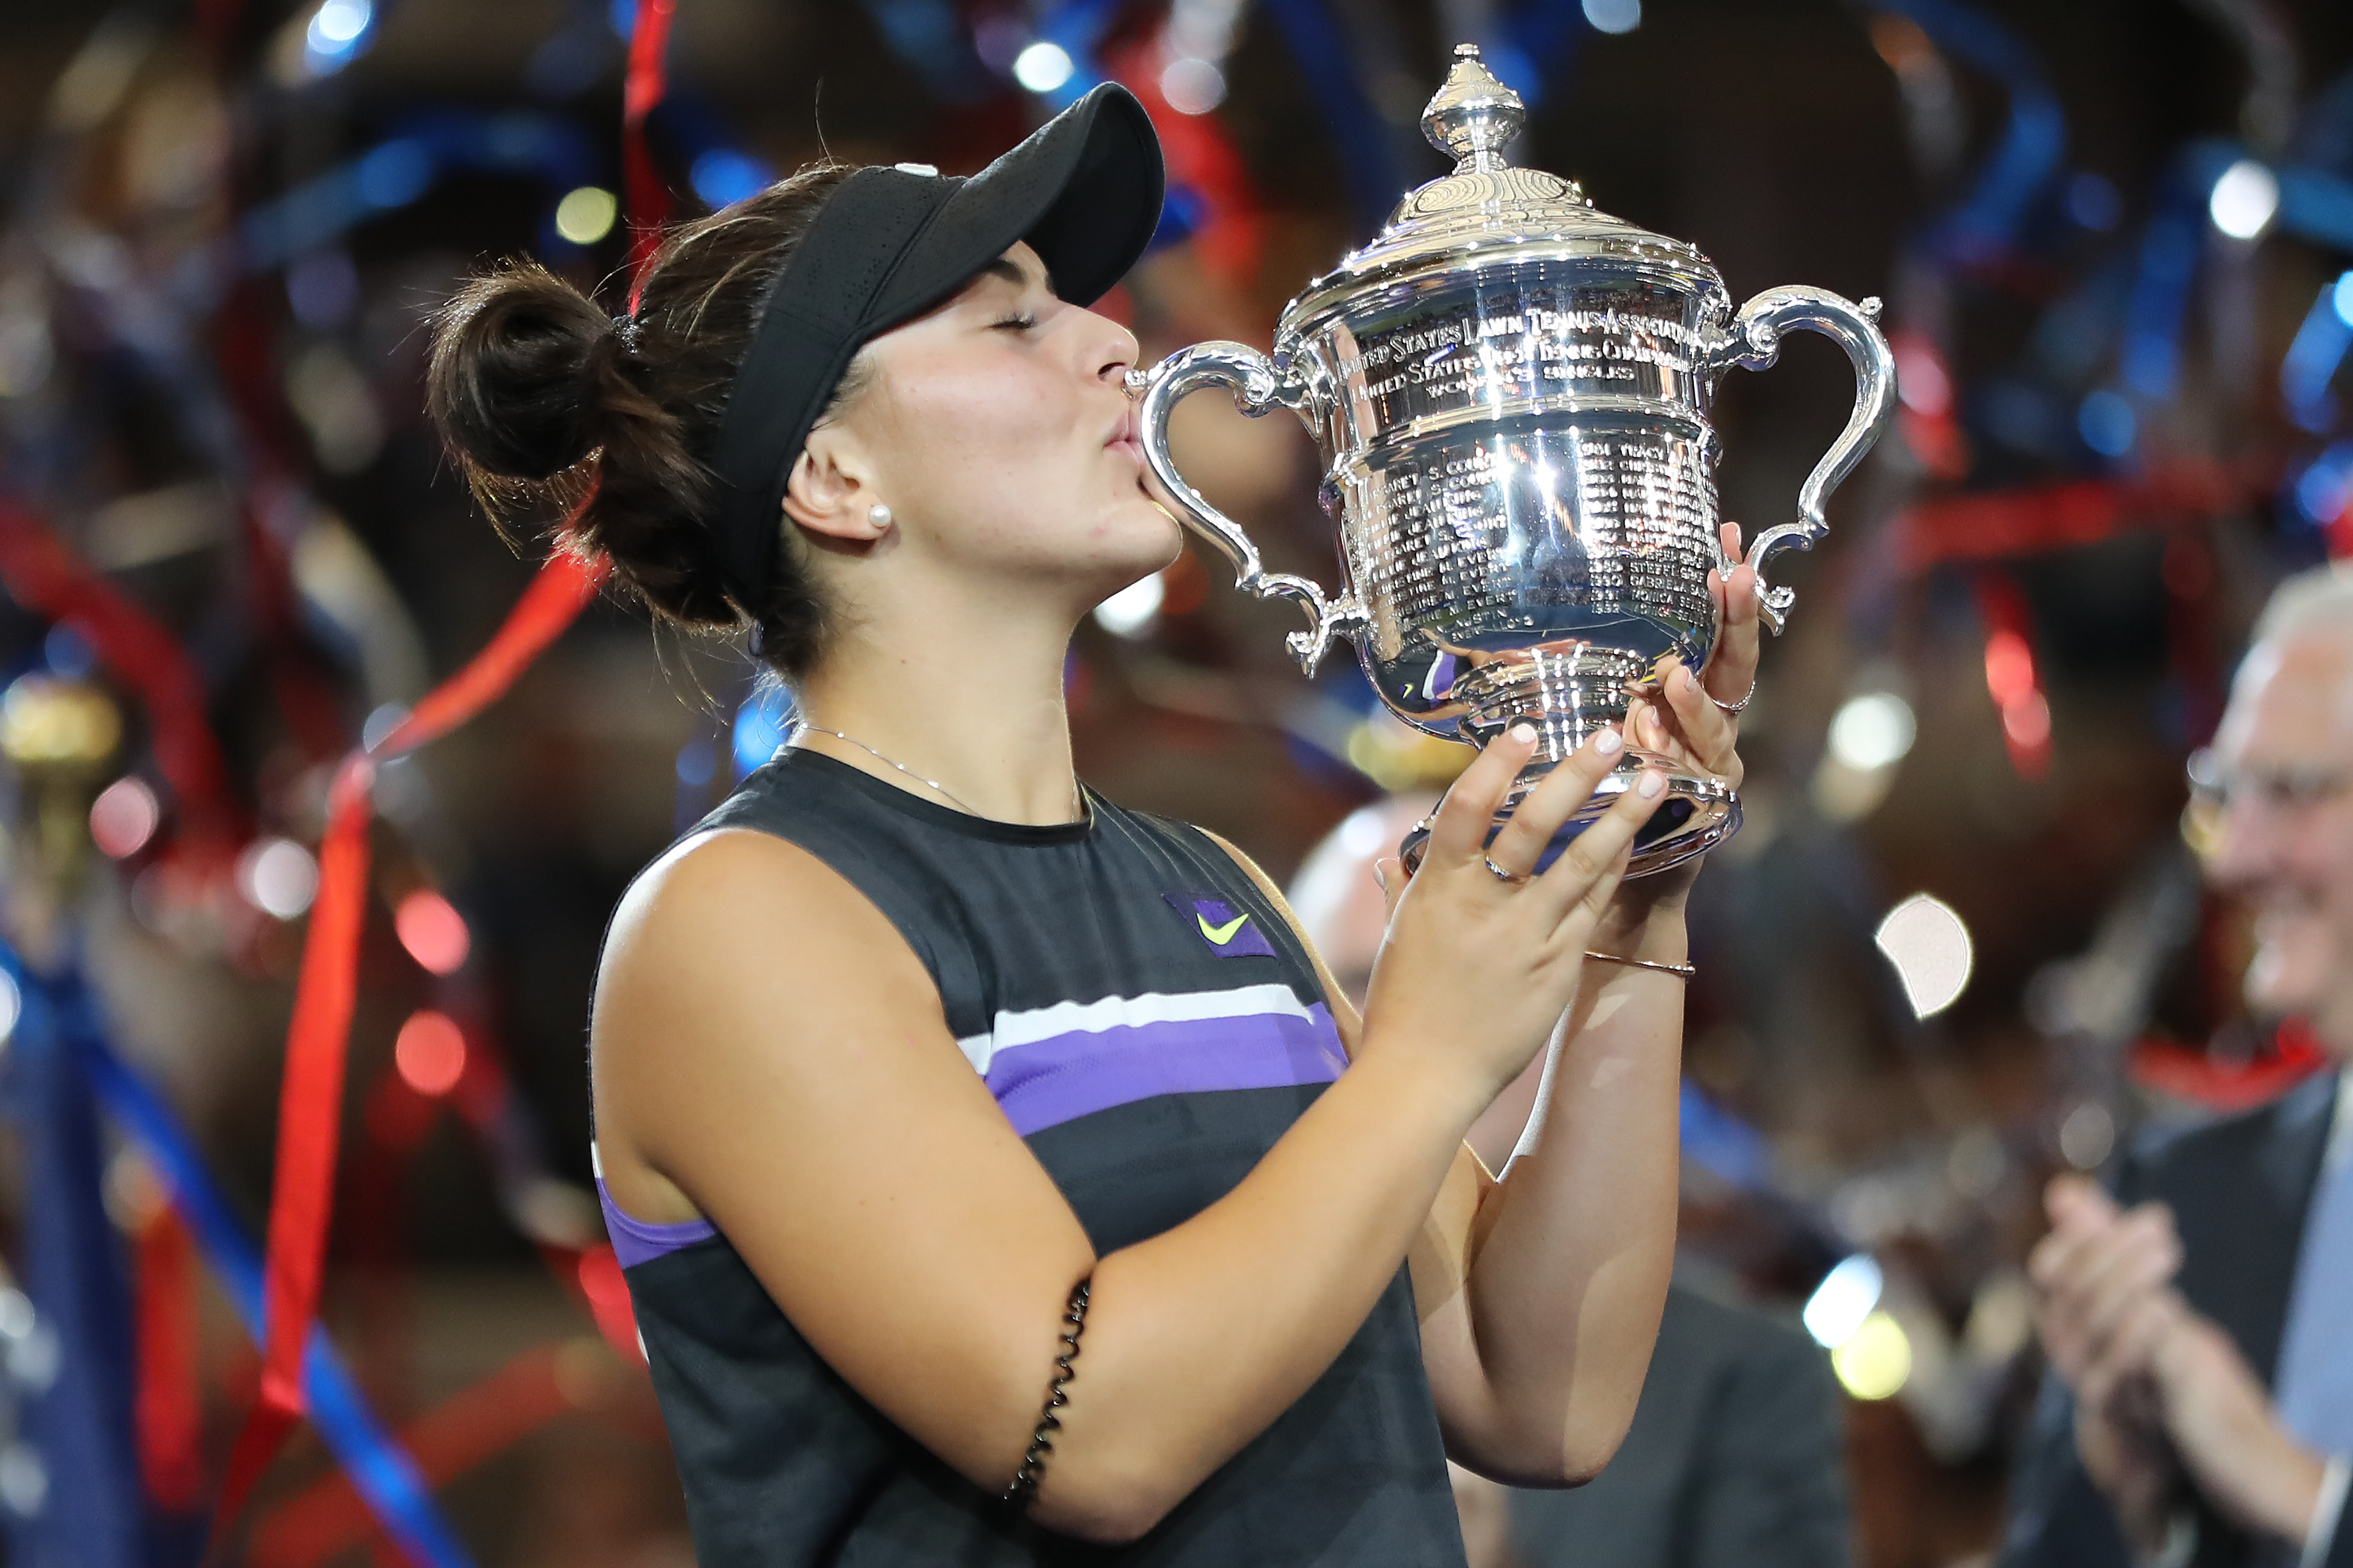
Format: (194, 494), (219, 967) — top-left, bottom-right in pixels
(596, 749), (1466, 1567)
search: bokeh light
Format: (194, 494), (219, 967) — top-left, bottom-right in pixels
(1582, 0), (1643, 35)
(395, 890), (471, 975)
(1828, 692), (1917, 772)
(395, 1009), (467, 1097)
(1832, 1311), (1913, 1400)
(1160, 58), (1226, 115)
(1803, 1254), (1884, 1349)
(733, 686), (794, 778)
(553, 186), (618, 245)
(1013, 41), (1074, 93)
(1093, 572), (1165, 637)
(89, 777), (160, 860)
(1874, 894), (1974, 1018)
(2059, 1101), (2116, 1169)
(236, 838), (319, 921)
(2207, 158), (2279, 240)
(690, 149), (773, 209)
(304, 0), (374, 73)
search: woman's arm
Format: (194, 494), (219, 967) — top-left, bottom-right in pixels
(1234, 852), (1683, 1487)
(1406, 541), (1762, 1484)
(1412, 902), (1688, 1485)
(592, 730), (1657, 1545)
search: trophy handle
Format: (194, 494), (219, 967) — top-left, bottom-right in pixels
(1127, 343), (1368, 673)
(1712, 288), (1896, 634)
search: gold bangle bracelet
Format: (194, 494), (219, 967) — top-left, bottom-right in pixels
(1583, 950), (1696, 980)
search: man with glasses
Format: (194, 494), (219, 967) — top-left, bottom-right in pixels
(2004, 561), (2353, 1568)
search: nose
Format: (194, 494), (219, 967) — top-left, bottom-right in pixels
(1083, 307), (1139, 388)
(2207, 792), (2284, 892)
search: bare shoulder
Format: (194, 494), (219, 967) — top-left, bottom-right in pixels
(586, 826), (1099, 1491)
(590, 826), (943, 1220)
(596, 825), (929, 1033)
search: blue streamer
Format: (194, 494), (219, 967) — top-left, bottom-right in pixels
(2, 944), (479, 1568)
(1679, 1079), (1772, 1191)
(2281, 278), (2353, 432)
(1873, 0), (2066, 266)
(2278, 165), (2353, 252)
(2118, 196), (2201, 403)
(0, 959), (142, 1568)
(1254, 0), (1404, 236)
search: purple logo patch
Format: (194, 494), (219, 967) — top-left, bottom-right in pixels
(1164, 893), (1276, 958)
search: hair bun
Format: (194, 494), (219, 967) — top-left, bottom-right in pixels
(427, 260), (617, 481)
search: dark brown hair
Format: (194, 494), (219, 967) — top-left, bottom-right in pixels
(425, 163), (865, 675)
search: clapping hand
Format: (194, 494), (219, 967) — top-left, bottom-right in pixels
(2032, 1175), (2328, 1550)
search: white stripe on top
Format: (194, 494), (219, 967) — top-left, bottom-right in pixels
(955, 983), (1319, 1076)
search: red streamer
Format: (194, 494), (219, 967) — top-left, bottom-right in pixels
(248, 1345), (599, 1568)
(135, 1205), (208, 1514)
(213, 756), (377, 1538)
(1890, 457), (2253, 577)
(213, 545), (608, 1544)
(623, 0), (680, 284)
(2129, 1017), (2332, 1113)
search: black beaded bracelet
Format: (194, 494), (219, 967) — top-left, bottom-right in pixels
(1001, 1278), (1092, 1505)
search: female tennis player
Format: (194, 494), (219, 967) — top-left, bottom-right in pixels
(426, 85), (1758, 1567)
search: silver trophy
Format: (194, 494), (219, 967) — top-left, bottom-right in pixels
(1131, 45), (1896, 876)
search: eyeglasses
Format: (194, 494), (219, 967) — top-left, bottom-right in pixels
(2186, 749), (2353, 816)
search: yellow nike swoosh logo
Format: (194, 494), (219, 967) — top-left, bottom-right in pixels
(1197, 912), (1250, 945)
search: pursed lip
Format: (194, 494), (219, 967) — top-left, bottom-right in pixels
(1105, 403), (1144, 465)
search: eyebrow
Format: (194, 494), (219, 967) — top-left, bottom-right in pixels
(978, 255), (1058, 297)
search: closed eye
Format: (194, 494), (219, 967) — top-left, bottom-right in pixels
(992, 313), (1039, 332)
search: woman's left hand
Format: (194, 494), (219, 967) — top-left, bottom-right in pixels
(1601, 523), (1760, 932)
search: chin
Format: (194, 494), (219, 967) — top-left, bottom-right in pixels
(2242, 919), (2341, 1021)
(1105, 493), (1185, 569)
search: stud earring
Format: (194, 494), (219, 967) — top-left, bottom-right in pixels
(868, 504), (894, 528)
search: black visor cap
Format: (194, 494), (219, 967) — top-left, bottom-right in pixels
(878, 83), (1163, 321)
(704, 84), (1166, 615)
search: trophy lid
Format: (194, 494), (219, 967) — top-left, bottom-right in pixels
(1284, 46), (1717, 328)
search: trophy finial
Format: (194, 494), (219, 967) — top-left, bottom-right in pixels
(1421, 44), (1526, 170)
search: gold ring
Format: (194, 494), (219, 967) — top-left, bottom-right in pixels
(1483, 856), (1530, 885)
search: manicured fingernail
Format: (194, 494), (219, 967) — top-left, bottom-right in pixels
(1592, 727), (1623, 755)
(1509, 722), (1537, 744)
(1637, 770), (1666, 799)
(1373, 862), (1388, 892)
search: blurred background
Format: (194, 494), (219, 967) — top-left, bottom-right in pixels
(0, 0), (2348, 1564)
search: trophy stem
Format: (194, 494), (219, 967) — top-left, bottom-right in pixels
(1398, 647), (1741, 880)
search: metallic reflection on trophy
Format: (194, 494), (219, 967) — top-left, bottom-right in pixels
(1131, 44), (1896, 876)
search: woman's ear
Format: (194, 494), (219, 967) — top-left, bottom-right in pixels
(780, 430), (889, 543)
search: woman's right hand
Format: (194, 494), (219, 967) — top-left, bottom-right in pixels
(1356, 722), (1667, 1108)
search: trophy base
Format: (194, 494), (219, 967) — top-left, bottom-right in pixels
(1396, 749), (1740, 882)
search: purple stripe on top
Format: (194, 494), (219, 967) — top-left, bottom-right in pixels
(986, 1003), (1346, 1137)
(597, 1176), (719, 1268)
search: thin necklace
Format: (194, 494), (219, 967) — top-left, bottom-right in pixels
(791, 723), (1083, 822)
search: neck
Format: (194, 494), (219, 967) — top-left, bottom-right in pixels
(791, 583), (1083, 826)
